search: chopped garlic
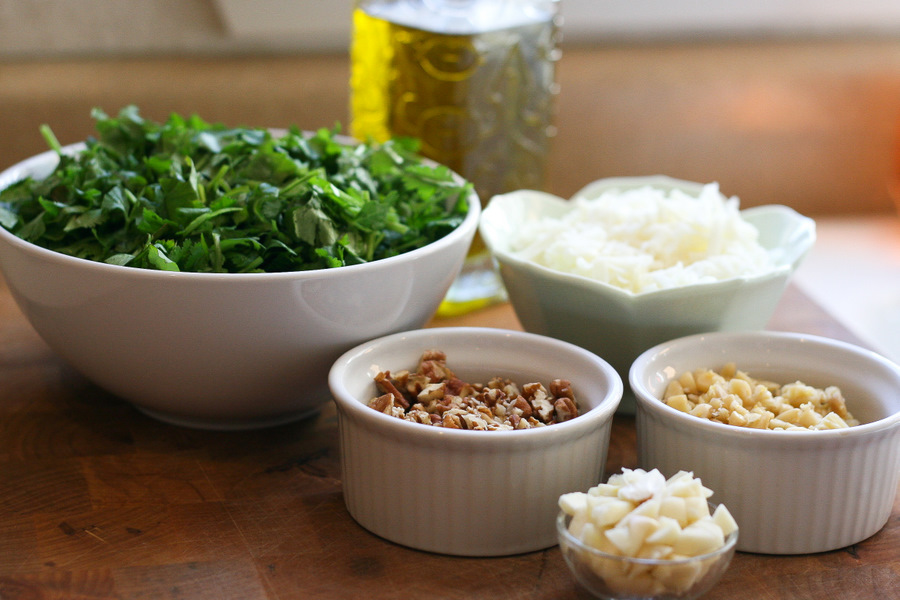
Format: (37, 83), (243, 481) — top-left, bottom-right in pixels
(617, 468), (666, 503)
(559, 468), (737, 595)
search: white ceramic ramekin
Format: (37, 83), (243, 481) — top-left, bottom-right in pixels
(328, 327), (623, 556)
(630, 331), (900, 554)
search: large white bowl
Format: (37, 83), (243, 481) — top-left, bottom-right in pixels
(328, 327), (623, 556)
(0, 145), (480, 429)
(629, 331), (900, 554)
(479, 176), (816, 412)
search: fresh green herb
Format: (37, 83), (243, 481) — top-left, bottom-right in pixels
(0, 106), (471, 273)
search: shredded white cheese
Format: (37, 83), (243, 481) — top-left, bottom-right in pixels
(509, 183), (772, 294)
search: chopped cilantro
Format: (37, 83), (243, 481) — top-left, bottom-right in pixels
(0, 106), (471, 273)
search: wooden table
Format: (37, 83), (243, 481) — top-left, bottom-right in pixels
(0, 278), (896, 599)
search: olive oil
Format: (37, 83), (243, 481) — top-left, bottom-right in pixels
(350, 1), (559, 311)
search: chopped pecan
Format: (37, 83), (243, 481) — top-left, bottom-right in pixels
(524, 382), (555, 423)
(419, 351), (453, 382)
(510, 396), (533, 419)
(550, 379), (575, 400)
(406, 409), (432, 425)
(476, 405), (495, 422)
(478, 387), (504, 408)
(421, 349), (447, 362)
(366, 351), (579, 430)
(460, 413), (489, 430)
(405, 371), (430, 396)
(441, 412), (463, 429)
(444, 376), (475, 397)
(554, 396), (579, 422)
(391, 369), (410, 391)
(417, 382), (445, 403)
(371, 393), (394, 414)
(508, 413), (521, 429)
(488, 377), (520, 398)
(374, 371), (410, 409)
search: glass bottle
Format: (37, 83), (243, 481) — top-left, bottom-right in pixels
(350, 0), (561, 315)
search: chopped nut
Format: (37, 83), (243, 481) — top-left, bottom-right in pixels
(460, 412), (489, 430)
(666, 394), (692, 413)
(523, 382), (555, 423)
(371, 393), (394, 414)
(727, 411), (747, 427)
(406, 409), (432, 425)
(510, 396), (533, 419)
(442, 412), (463, 429)
(421, 349), (446, 362)
(662, 364), (858, 430)
(366, 350), (580, 430)
(554, 396), (579, 422)
(374, 371), (409, 409)
(419, 356), (452, 382)
(550, 379), (575, 400)
(689, 403), (711, 419)
(417, 382), (444, 403)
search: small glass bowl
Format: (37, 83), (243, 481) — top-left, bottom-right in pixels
(556, 509), (738, 600)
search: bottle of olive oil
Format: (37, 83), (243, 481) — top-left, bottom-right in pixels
(350, 0), (561, 315)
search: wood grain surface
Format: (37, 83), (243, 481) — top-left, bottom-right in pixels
(1, 39), (899, 598)
(0, 274), (897, 600)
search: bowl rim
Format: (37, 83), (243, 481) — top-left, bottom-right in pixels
(0, 140), (480, 281)
(556, 505), (739, 565)
(478, 175), (816, 301)
(328, 326), (624, 444)
(629, 330), (900, 440)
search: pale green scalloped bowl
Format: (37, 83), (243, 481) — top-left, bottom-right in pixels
(479, 175), (816, 413)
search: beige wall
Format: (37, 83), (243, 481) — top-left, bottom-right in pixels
(2, 3), (900, 216)
(4, 0), (900, 59)
(0, 1), (232, 58)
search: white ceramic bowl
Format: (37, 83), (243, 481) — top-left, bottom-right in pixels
(0, 145), (479, 429)
(479, 176), (816, 412)
(629, 331), (900, 554)
(328, 327), (623, 556)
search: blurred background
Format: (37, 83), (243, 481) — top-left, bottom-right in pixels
(3, 0), (900, 214)
(1, 0), (900, 359)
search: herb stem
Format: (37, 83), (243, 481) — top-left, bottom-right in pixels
(40, 125), (63, 155)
